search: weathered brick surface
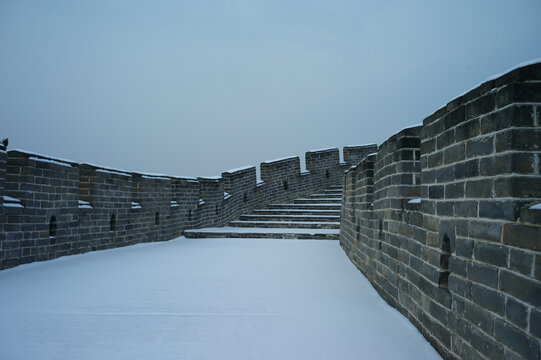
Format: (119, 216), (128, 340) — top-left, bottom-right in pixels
(0, 146), (357, 270)
(343, 144), (378, 166)
(340, 62), (541, 360)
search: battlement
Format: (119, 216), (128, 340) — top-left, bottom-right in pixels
(0, 143), (377, 270)
(341, 61), (541, 360)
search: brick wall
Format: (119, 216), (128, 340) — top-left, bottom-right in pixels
(0, 146), (359, 270)
(343, 144), (378, 166)
(340, 62), (541, 359)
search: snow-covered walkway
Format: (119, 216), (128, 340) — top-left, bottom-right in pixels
(0, 237), (441, 360)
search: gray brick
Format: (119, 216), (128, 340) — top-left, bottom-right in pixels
(499, 270), (541, 307)
(467, 262), (498, 288)
(445, 182), (464, 199)
(448, 273), (471, 298)
(444, 143), (465, 164)
(463, 300), (493, 334)
(479, 200), (520, 221)
(428, 185), (444, 199)
(530, 308), (541, 338)
(466, 136), (494, 158)
(494, 318), (540, 360)
(471, 283), (504, 315)
(503, 223), (541, 252)
(470, 326), (504, 359)
(495, 128), (541, 152)
(509, 249), (533, 277)
(506, 296), (528, 329)
(468, 220), (501, 242)
(455, 237), (474, 258)
(454, 201), (477, 218)
(466, 178), (494, 198)
(473, 241), (508, 267)
(480, 105), (536, 134)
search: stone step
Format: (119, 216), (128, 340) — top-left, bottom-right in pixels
(252, 209), (340, 216)
(267, 203), (341, 210)
(184, 186), (343, 241)
(294, 198), (342, 204)
(309, 193), (342, 198)
(239, 214), (340, 222)
(324, 189), (343, 195)
(229, 220), (340, 229)
(184, 227), (339, 240)
(328, 185), (343, 190)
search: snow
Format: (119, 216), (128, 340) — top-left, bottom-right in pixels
(433, 58), (541, 115)
(3, 195), (23, 208)
(199, 199), (206, 205)
(254, 209), (340, 213)
(13, 149), (77, 165)
(3, 202), (23, 208)
(270, 203), (338, 207)
(185, 227), (340, 235)
(243, 214), (339, 219)
(142, 175), (170, 181)
(230, 220), (341, 226)
(223, 192), (231, 200)
(78, 200), (92, 209)
(170, 201), (179, 207)
(131, 202), (142, 209)
(398, 124), (423, 133)
(28, 156), (72, 167)
(224, 165), (254, 174)
(3, 195), (20, 202)
(295, 198), (341, 201)
(529, 203), (541, 210)
(262, 156), (297, 164)
(308, 147), (337, 153)
(484, 58), (541, 82)
(0, 237), (441, 360)
(408, 198), (422, 204)
(96, 168), (132, 177)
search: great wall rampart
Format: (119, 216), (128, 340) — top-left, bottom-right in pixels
(0, 140), (376, 270)
(340, 62), (541, 359)
(1, 62), (540, 360)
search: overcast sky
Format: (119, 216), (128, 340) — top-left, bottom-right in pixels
(1, 0), (541, 178)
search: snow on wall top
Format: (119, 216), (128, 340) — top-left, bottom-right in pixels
(426, 58), (541, 124)
(223, 165), (255, 174)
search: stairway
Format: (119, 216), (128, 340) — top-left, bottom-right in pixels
(184, 185), (343, 240)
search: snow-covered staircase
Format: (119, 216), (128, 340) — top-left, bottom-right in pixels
(184, 185), (343, 240)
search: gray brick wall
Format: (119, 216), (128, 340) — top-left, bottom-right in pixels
(343, 144), (378, 166)
(341, 62), (541, 360)
(0, 145), (352, 270)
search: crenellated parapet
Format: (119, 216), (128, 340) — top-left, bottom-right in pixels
(0, 144), (367, 270)
(340, 61), (541, 360)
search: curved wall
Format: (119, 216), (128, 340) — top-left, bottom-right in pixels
(340, 62), (541, 359)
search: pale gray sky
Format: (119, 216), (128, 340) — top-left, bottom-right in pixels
(2, 0), (541, 177)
